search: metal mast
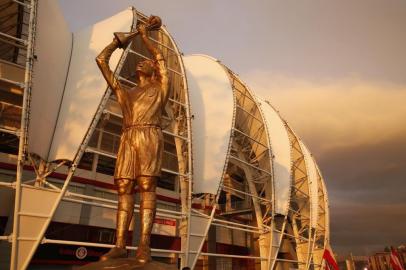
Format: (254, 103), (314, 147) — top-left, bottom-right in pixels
(2, 0), (38, 269)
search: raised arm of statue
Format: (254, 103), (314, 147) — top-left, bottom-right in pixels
(95, 39), (126, 102)
(138, 23), (169, 103)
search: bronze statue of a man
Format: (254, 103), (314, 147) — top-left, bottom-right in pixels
(95, 16), (168, 264)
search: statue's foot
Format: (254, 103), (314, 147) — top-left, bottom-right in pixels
(99, 246), (127, 261)
(135, 247), (152, 265)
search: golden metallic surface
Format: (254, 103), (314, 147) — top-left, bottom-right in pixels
(95, 15), (168, 265)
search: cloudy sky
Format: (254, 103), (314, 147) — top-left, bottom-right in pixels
(58, 0), (406, 255)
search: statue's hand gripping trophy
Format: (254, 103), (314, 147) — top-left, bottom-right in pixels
(94, 14), (169, 267)
(114, 16), (162, 49)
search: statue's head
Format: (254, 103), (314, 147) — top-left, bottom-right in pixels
(136, 59), (155, 78)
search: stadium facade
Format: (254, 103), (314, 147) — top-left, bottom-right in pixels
(0, 1), (333, 269)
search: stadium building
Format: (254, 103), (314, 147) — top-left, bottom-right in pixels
(0, 1), (333, 269)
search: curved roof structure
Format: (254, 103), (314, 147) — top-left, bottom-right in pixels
(256, 96), (292, 216)
(183, 54), (330, 270)
(29, 6), (136, 161)
(183, 55), (234, 194)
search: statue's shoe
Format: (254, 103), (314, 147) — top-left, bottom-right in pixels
(99, 247), (127, 261)
(134, 248), (152, 265)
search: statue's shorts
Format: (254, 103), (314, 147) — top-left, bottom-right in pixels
(114, 126), (163, 180)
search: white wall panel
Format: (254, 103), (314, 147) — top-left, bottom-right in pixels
(53, 201), (82, 224)
(28, 0), (72, 159)
(299, 141), (319, 228)
(48, 8), (134, 161)
(88, 206), (116, 229)
(257, 97), (292, 215)
(183, 55), (234, 194)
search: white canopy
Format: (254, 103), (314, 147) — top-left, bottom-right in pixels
(182, 55), (234, 194)
(257, 97), (292, 215)
(28, 0), (72, 160)
(29, 6), (135, 161)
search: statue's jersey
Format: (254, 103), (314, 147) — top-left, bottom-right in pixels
(114, 82), (165, 180)
(116, 82), (164, 128)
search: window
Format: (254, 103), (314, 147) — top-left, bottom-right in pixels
(0, 132), (19, 155)
(158, 171), (176, 191)
(88, 129), (100, 148)
(78, 152), (94, 171)
(0, 89), (23, 131)
(99, 229), (114, 244)
(96, 155), (115, 176)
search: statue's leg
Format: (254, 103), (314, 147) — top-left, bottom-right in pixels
(100, 178), (135, 261)
(135, 176), (158, 264)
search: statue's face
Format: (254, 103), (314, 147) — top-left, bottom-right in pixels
(136, 60), (154, 77)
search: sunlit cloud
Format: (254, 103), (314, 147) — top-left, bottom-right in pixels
(243, 71), (406, 155)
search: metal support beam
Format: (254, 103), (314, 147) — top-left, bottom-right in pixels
(10, 0), (36, 268)
(0, 77), (24, 88)
(42, 238), (182, 254)
(0, 32), (27, 46)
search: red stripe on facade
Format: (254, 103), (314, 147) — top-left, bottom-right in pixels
(0, 162), (232, 215)
(0, 162), (182, 204)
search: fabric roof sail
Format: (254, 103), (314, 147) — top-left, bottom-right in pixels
(28, 0), (72, 160)
(29, 7), (135, 161)
(256, 96), (292, 215)
(182, 55), (234, 194)
(48, 8), (134, 161)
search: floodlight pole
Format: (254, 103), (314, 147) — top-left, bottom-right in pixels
(10, 0), (37, 269)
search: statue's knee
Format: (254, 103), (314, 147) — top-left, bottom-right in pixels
(137, 176), (157, 192)
(115, 178), (135, 195)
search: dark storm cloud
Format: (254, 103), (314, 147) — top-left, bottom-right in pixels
(331, 203), (406, 254)
(320, 134), (406, 201)
(320, 135), (406, 254)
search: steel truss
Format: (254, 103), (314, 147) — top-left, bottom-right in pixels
(184, 63), (327, 270)
(311, 163), (329, 270)
(183, 65), (277, 270)
(226, 69), (276, 270)
(284, 123), (315, 270)
(0, 0), (38, 269)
